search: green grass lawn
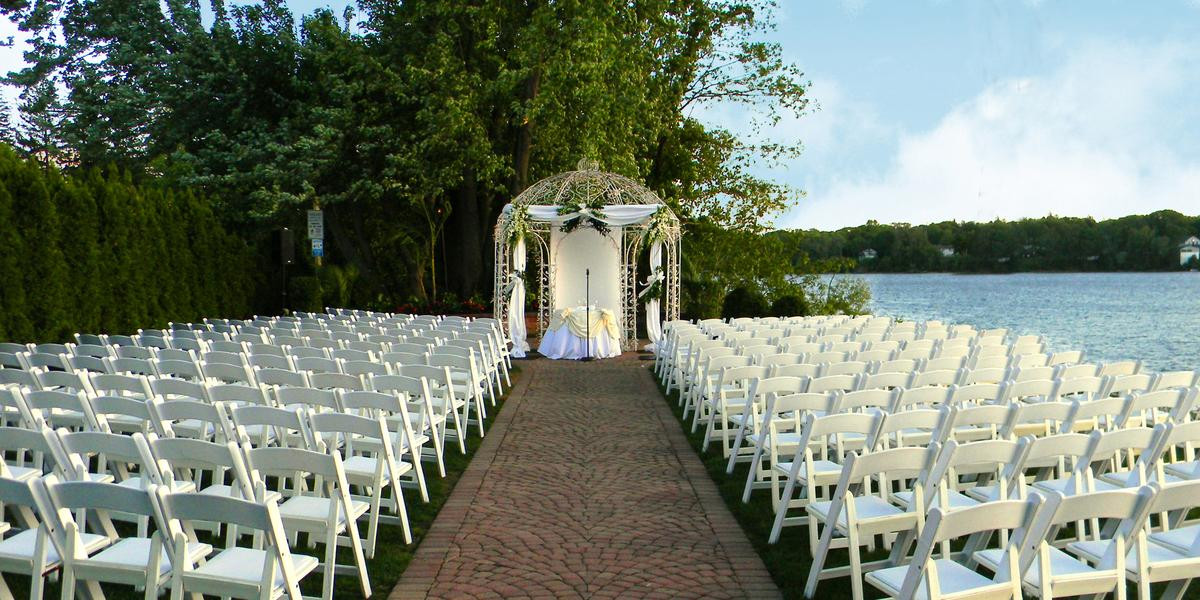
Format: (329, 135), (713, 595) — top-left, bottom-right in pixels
(4, 366), (518, 600)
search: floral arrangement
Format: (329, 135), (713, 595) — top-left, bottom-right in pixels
(505, 205), (531, 244)
(645, 206), (674, 244)
(557, 195), (610, 236)
(638, 266), (665, 301)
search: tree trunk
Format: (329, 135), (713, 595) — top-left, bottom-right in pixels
(444, 167), (484, 298)
(510, 68), (542, 195)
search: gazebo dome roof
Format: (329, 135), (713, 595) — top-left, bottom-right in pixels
(509, 159), (671, 212)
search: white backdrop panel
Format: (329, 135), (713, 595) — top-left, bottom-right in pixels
(551, 227), (622, 339)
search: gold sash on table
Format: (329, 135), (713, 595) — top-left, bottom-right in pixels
(548, 306), (620, 341)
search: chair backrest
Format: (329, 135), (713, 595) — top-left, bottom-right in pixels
(150, 399), (233, 442)
(1051, 375), (1110, 402)
(148, 436), (253, 497)
(25, 389), (99, 430)
(153, 359), (202, 381)
(1153, 370), (1200, 391)
(202, 361), (256, 386)
(1098, 360), (1141, 377)
(896, 497), (1041, 600)
(894, 385), (952, 411)
(308, 372), (364, 392)
(90, 373), (153, 399)
(150, 377), (209, 402)
(1120, 388), (1195, 427)
(874, 408), (952, 449)
(207, 383), (272, 407)
(247, 353), (292, 370)
(950, 383), (1004, 406)
(1002, 379), (1056, 403)
(292, 356), (343, 375)
(959, 366), (1008, 386)
(254, 367), (309, 389)
(231, 405), (315, 450)
(807, 373), (858, 394)
(273, 386), (341, 412)
(909, 369), (958, 388)
(107, 357), (157, 377)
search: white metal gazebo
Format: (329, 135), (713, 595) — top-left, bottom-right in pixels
(493, 160), (681, 355)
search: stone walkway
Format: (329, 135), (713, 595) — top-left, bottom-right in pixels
(391, 353), (780, 599)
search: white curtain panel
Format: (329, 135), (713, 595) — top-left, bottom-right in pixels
(644, 241), (663, 353)
(508, 204), (661, 226)
(508, 237), (530, 358)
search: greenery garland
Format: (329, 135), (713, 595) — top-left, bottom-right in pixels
(557, 196), (610, 236)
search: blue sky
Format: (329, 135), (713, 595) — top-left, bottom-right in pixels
(4, 1), (1199, 230)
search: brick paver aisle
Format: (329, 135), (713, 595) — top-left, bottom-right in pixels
(391, 353), (780, 599)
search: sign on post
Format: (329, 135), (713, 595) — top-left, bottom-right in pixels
(311, 238), (324, 258)
(306, 210), (324, 240)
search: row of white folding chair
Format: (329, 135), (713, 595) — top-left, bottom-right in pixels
(797, 440), (1200, 600)
(752, 397), (1199, 524)
(1, 459), (360, 600)
(719, 376), (1197, 478)
(3, 405), (416, 559)
(0, 369), (449, 486)
(860, 482), (1200, 600)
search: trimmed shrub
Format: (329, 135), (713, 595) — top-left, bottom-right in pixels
(0, 145), (260, 341)
(770, 294), (810, 318)
(721, 286), (769, 319)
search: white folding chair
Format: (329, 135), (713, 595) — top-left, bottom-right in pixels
(153, 489), (317, 600)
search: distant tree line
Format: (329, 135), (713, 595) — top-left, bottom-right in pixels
(773, 211), (1200, 273)
(0, 146), (257, 342)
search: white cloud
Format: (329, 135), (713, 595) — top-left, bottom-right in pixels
(780, 39), (1200, 230)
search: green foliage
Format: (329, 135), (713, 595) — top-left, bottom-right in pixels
(2, 0), (813, 307)
(770, 294), (808, 318)
(721, 286), (769, 319)
(776, 212), (1200, 273)
(288, 276), (324, 313)
(0, 146), (257, 342)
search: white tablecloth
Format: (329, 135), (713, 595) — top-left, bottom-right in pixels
(538, 306), (622, 360)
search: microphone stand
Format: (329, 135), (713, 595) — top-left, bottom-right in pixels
(580, 268), (595, 361)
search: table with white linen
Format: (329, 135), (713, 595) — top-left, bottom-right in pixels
(537, 305), (622, 360)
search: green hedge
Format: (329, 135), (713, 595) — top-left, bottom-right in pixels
(0, 145), (258, 342)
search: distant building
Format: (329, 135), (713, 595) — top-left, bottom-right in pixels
(1182, 236), (1200, 266)
(936, 245), (955, 257)
(859, 248), (878, 260)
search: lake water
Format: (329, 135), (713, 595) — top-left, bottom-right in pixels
(860, 273), (1200, 372)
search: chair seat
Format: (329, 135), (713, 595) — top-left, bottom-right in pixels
(117, 478), (195, 494)
(343, 455), (413, 480)
(867, 559), (1001, 599)
(199, 484), (281, 504)
(1031, 477), (1120, 496)
(894, 489), (978, 511)
(278, 496), (370, 529)
(976, 545), (1101, 588)
(4, 465), (40, 481)
(808, 496), (904, 529)
(81, 538), (211, 575)
(1164, 461), (1200, 480)
(187, 547), (319, 591)
(773, 459), (841, 481)
(1148, 525), (1200, 553)
(0, 529), (108, 565)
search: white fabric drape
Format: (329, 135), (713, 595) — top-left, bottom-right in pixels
(507, 237), (530, 358)
(504, 204), (661, 226)
(644, 241), (663, 353)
